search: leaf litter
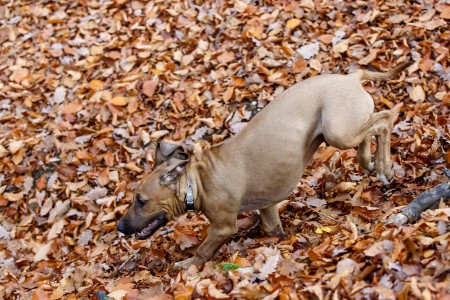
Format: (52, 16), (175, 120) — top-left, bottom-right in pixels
(0, 0), (449, 299)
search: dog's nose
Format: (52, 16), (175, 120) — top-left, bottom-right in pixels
(117, 220), (125, 233)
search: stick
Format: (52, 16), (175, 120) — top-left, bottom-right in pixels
(386, 182), (450, 225)
(158, 228), (174, 236)
(117, 250), (140, 273)
(214, 10), (238, 49)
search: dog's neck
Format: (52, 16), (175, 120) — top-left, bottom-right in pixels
(178, 166), (199, 213)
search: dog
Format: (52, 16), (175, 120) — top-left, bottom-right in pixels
(117, 61), (412, 268)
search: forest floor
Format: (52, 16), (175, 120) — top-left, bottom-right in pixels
(0, 0), (449, 299)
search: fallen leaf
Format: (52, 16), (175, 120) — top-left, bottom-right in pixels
(142, 80), (158, 98)
(287, 18), (301, 29)
(223, 87), (234, 103)
(34, 242), (52, 262)
(47, 219), (64, 240)
(89, 80), (105, 91)
(408, 85), (426, 102)
(110, 96), (128, 106)
(441, 6), (450, 19)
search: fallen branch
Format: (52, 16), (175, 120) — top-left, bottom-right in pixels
(386, 181), (450, 226)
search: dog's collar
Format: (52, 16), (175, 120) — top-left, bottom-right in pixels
(185, 176), (195, 212)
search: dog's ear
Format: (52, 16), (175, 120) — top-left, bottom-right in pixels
(159, 156), (190, 185)
(155, 142), (190, 185)
(155, 141), (189, 168)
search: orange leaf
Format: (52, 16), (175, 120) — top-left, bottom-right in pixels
(61, 103), (82, 114)
(76, 150), (96, 161)
(110, 96), (128, 106)
(292, 58), (307, 73)
(379, 96), (393, 109)
(223, 87), (234, 103)
(286, 18), (301, 29)
(234, 256), (252, 267)
(89, 79), (105, 91)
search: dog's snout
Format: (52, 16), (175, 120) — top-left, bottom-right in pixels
(117, 220), (125, 233)
(117, 218), (137, 235)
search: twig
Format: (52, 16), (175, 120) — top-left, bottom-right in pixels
(117, 250), (140, 273)
(214, 10), (239, 49)
(158, 228), (174, 236)
(290, 193), (344, 223)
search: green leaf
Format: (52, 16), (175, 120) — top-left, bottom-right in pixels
(219, 262), (241, 271)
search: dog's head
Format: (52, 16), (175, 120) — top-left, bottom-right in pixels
(117, 142), (190, 239)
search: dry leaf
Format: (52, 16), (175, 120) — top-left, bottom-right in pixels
(89, 80), (105, 91)
(110, 96), (128, 106)
(441, 6), (450, 19)
(34, 242), (52, 262)
(223, 87), (234, 103)
(287, 18), (301, 29)
(142, 80), (157, 98)
(408, 85), (426, 102)
(47, 219), (64, 240)
(61, 102), (82, 114)
(8, 140), (23, 154)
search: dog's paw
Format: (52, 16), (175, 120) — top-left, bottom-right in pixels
(174, 256), (205, 269)
(264, 227), (287, 239)
(377, 173), (393, 185)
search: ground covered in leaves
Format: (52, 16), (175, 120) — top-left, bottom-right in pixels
(0, 0), (449, 299)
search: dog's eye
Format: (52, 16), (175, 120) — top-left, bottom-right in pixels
(136, 194), (146, 207)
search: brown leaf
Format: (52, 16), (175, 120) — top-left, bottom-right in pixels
(217, 51), (235, 64)
(292, 58), (307, 73)
(441, 6), (450, 19)
(320, 34), (333, 44)
(142, 80), (158, 98)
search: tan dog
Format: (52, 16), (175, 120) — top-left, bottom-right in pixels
(117, 61), (412, 268)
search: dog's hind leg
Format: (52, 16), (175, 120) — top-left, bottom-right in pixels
(259, 205), (286, 238)
(361, 110), (395, 184)
(326, 108), (395, 185)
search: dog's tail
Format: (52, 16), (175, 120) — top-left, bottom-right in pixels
(358, 61), (413, 81)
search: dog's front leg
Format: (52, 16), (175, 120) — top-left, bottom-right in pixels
(357, 136), (374, 172)
(260, 205), (286, 238)
(174, 214), (237, 269)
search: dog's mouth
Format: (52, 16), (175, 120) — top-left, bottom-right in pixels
(135, 212), (168, 240)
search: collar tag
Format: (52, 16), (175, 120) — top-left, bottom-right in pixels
(185, 177), (195, 212)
